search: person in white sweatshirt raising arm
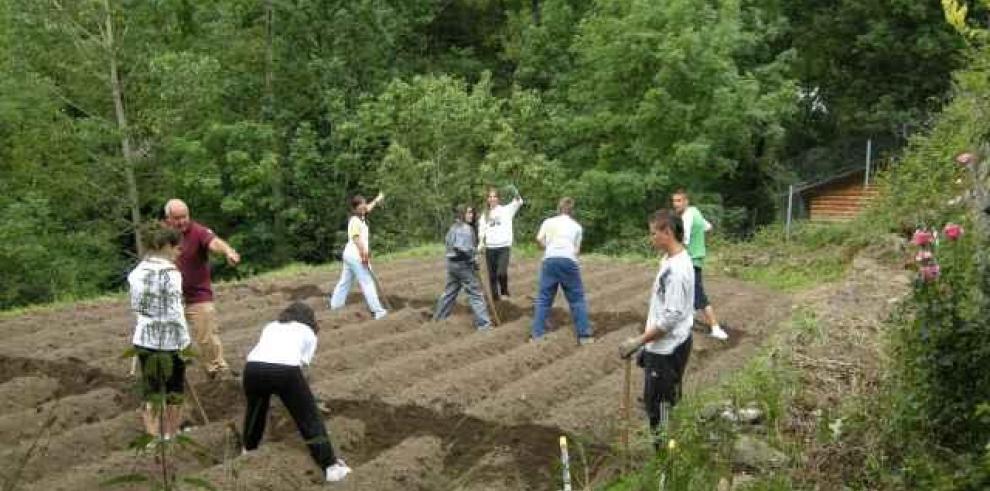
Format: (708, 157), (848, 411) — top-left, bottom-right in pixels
(478, 186), (523, 301)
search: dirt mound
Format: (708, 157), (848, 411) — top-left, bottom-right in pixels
(0, 257), (787, 490)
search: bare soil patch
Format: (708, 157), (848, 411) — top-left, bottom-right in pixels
(0, 256), (787, 490)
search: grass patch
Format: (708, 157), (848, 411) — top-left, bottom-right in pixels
(709, 221), (871, 291)
(602, 309), (830, 490)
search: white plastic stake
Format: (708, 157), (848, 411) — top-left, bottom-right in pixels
(560, 436), (572, 491)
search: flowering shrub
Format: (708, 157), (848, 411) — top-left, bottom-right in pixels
(890, 212), (990, 453)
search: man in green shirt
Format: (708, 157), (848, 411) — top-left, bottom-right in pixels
(672, 189), (728, 340)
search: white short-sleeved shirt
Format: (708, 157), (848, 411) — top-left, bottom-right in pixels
(246, 321), (318, 367)
(537, 215), (582, 262)
(644, 250), (695, 355)
(128, 257), (191, 351)
(480, 199), (522, 248)
(342, 215), (369, 260)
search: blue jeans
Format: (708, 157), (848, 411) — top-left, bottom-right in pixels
(531, 257), (592, 339)
(328, 254), (387, 319)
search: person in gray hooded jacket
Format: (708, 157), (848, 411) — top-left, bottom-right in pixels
(433, 204), (493, 330)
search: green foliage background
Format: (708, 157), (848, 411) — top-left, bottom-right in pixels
(0, 0), (970, 308)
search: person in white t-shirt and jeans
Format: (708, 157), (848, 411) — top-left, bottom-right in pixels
(478, 186), (523, 301)
(242, 302), (351, 482)
(328, 193), (387, 319)
(530, 197), (594, 344)
(618, 209), (695, 452)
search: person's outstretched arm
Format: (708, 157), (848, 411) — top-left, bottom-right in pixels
(208, 237), (241, 266)
(366, 192), (385, 214)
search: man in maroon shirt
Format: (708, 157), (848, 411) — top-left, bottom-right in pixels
(164, 199), (241, 378)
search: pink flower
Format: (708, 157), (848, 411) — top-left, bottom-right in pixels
(919, 263), (941, 283)
(912, 229), (934, 247)
(943, 223), (964, 241)
(915, 250), (934, 264)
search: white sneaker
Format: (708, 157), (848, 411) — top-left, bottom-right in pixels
(710, 325), (729, 340)
(325, 459), (352, 482)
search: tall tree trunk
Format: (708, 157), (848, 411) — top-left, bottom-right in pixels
(103, 0), (143, 258)
(265, 0), (288, 263)
(532, 0), (541, 26)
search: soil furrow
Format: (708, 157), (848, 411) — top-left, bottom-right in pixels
(465, 325), (636, 425)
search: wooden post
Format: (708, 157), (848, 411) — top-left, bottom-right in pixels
(366, 265), (393, 311)
(186, 377), (210, 425)
(478, 251), (502, 325)
(785, 184), (794, 241)
(622, 357), (632, 471)
(864, 138), (873, 187)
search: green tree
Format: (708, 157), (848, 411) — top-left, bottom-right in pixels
(783, 0), (973, 177)
(556, 0), (795, 232)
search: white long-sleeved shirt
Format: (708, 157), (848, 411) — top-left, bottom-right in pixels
(479, 198), (523, 248)
(644, 250), (695, 354)
(246, 321), (318, 367)
(128, 257), (191, 351)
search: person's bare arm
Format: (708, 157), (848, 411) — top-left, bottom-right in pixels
(208, 237), (240, 266)
(366, 192), (385, 214)
(637, 324), (668, 345)
(358, 237), (370, 264)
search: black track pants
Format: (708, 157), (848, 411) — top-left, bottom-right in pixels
(242, 361), (336, 469)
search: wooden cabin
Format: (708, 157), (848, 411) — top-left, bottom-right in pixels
(790, 168), (879, 222)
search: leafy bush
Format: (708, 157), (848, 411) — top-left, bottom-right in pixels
(0, 196), (119, 309)
(886, 218), (990, 453)
(853, 23), (990, 486)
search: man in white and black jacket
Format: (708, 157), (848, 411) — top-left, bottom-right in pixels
(433, 204), (492, 330)
(241, 302), (351, 482)
(618, 209), (695, 451)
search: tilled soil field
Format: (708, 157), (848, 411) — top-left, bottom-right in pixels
(0, 257), (788, 490)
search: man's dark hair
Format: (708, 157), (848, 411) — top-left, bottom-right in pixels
(278, 301), (318, 332)
(142, 222), (182, 253)
(350, 194), (366, 213)
(649, 209), (684, 243)
(672, 188), (689, 200)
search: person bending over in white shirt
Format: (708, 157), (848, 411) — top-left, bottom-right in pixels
(242, 302), (351, 482)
